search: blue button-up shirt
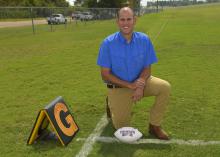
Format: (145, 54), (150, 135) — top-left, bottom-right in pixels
(97, 32), (158, 82)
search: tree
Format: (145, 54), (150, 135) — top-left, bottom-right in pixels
(76, 0), (128, 8)
(0, 0), (69, 7)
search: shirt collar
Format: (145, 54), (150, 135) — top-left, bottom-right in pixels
(118, 31), (136, 44)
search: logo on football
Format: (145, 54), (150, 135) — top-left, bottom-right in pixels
(114, 127), (143, 143)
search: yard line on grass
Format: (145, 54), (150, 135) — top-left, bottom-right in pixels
(152, 17), (170, 43)
(75, 114), (109, 157)
(77, 136), (220, 146)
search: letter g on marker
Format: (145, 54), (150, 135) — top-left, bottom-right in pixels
(54, 103), (77, 136)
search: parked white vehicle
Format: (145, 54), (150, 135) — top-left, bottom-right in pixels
(79, 12), (94, 21)
(71, 11), (82, 20)
(47, 14), (67, 24)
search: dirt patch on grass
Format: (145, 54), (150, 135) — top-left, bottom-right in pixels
(0, 19), (47, 28)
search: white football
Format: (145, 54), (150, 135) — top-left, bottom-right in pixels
(114, 127), (143, 143)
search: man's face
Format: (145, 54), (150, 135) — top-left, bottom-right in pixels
(117, 9), (136, 36)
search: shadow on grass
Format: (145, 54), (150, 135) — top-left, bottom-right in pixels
(27, 132), (63, 152)
(98, 122), (171, 157)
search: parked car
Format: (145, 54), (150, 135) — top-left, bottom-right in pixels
(71, 11), (82, 20)
(47, 14), (67, 24)
(79, 12), (94, 21)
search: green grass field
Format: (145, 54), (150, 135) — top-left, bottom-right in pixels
(0, 3), (220, 157)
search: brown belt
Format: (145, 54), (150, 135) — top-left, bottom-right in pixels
(107, 84), (121, 88)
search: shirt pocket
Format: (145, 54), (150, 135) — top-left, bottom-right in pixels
(131, 53), (145, 71)
(111, 54), (126, 77)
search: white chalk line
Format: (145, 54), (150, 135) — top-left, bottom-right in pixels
(77, 136), (220, 146)
(152, 19), (169, 43)
(75, 114), (109, 157)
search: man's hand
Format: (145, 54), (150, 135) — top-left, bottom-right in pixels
(131, 78), (146, 103)
(135, 78), (146, 89)
(127, 78), (146, 90)
(127, 83), (137, 90)
(132, 87), (144, 103)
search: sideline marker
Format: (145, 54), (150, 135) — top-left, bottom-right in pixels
(27, 96), (79, 146)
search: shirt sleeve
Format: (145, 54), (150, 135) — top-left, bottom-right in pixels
(144, 37), (158, 67)
(97, 40), (111, 68)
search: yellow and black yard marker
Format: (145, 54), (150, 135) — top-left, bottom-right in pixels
(27, 96), (79, 146)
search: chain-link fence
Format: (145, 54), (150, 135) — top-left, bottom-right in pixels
(0, 6), (162, 19)
(0, 6), (162, 34)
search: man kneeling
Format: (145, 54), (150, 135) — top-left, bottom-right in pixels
(97, 7), (171, 140)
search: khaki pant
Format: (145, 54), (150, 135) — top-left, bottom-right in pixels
(107, 76), (171, 129)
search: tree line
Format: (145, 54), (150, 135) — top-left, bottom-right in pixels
(74, 0), (140, 8)
(147, 0), (219, 7)
(0, 0), (135, 8)
(1, 0), (218, 8)
(0, 0), (69, 7)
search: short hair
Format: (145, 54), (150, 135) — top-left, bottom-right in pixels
(116, 7), (135, 19)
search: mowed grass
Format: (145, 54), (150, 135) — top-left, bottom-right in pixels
(0, 3), (220, 157)
(92, 4), (220, 157)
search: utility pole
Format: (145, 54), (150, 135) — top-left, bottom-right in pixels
(156, 0), (159, 12)
(30, 7), (35, 35)
(137, 0), (141, 16)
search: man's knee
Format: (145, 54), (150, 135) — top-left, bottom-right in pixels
(159, 80), (171, 95)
